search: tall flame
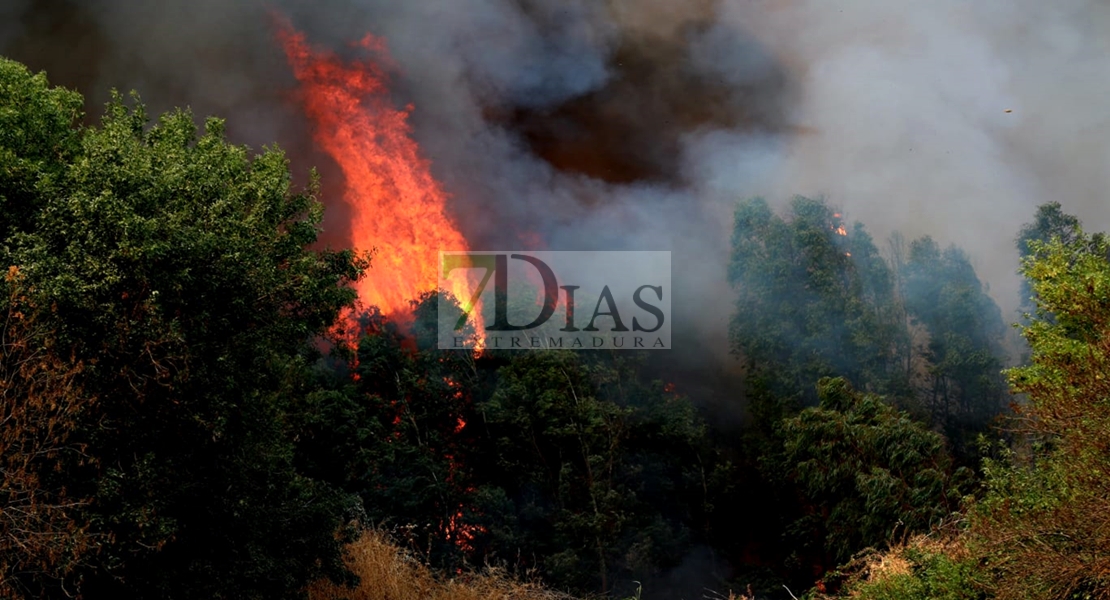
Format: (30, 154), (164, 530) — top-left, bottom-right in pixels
(278, 25), (472, 325)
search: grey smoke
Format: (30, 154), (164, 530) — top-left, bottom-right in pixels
(687, 0), (1110, 321)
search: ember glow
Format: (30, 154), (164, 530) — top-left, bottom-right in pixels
(277, 24), (474, 326)
(443, 508), (483, 555)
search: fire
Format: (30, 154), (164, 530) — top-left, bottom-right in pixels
(443, 509), (483, 554)
(442, 449), (485, 553)
(277, 24), (477, 329)
(276, 19), (483, 555)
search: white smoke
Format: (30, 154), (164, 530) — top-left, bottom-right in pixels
(686, 0), (1110, 319)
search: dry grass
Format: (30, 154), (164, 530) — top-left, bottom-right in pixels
(306, 530), (576, 600)
(857, 549), (913, 582)
(307, 530), (762, 600)
(971, 489), (1110, 600)
(809, 527), (972, 599)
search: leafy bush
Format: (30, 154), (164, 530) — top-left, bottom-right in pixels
(775, 378), (970, 571)
(967, 229), (1110, 599)
(0, 56), (367, 598)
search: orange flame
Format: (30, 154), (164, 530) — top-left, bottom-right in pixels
(278, 24), (477, 329)
(443, 508), (484, 554)
(278, 22), (484, 551)
(442, 450), (486, 553)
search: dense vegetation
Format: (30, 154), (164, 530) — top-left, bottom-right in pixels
(0, 56), (368, 598)
(828, 218), (1110, 599)
(2, 56), (1108, 599)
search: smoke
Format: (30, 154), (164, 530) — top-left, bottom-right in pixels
(3, 0), (1109, 369)
(686, 0), (1110, 319)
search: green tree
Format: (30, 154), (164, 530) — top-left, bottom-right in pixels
(971, 230), (1110, 598)
(776, 378), (968, 573)
(726, 197), (1008, 589)
(729, 197), (909, 415)
(820, 213), (1110, 600)
(0, 267), (98, 597)
(1015, 202), (1083, 316)
(0, 59), (82, 243)
(1015, 202), (1109, 321)
(727, 197), (923, 591)
(900, 237), (1007, 456)
(0, 57), (367, 598)
(473, 350), (714, 594)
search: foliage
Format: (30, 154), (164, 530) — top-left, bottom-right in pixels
(897, 236), (1008, 456)
(0, 267), (98, 597)
(726, 197), (1005, 589)
(729, 197), (908, 412)
(818, 206), (1110, 600)
(473, 349), (714, 594)
(728, 197), (1007, 447)
(297, 298), (480, 571)
(0, 58), (83, 243)
(825, 533), (982, 600)
(1014, 201), (1085, 317)
(775, 378), (969, 571)
(0, 57), (368, 598)
(300, 294), (721, 597)
(969, 229), (1110, 599)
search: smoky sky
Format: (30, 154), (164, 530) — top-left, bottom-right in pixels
(4, 0), (1110, 371)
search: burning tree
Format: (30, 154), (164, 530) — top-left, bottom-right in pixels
(728, 196), (909, 413)
(277, 22), (475, 326)
(295, 295), (484, 571)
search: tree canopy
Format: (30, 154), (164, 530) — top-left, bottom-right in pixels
(0, 56), (367, 599)
(729, 196), (906, 408)
(776, 377), (968, 570)
(830, 205), (1110, 600)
